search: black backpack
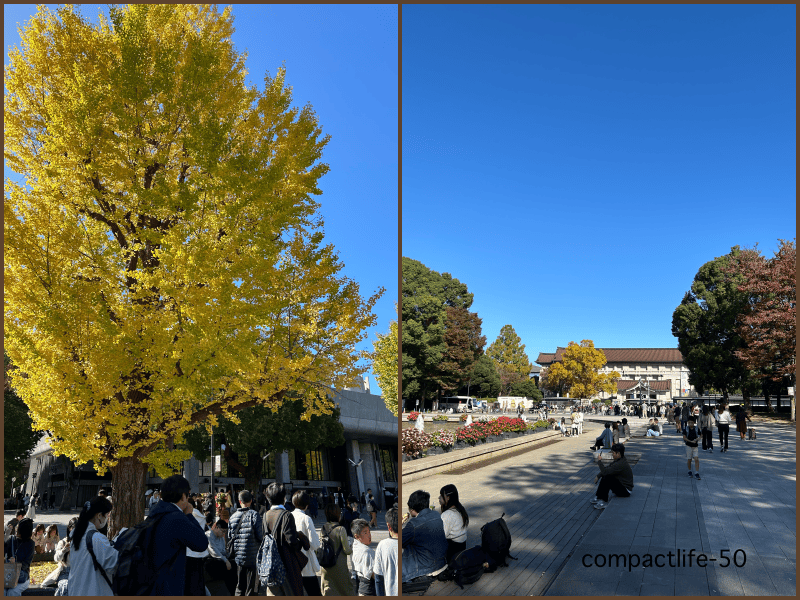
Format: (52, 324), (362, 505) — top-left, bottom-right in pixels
(480, 513), (516, 567)
(316, 523), (343, 569)
(111, 512), (177, 595)
(449, 545), (488, 589)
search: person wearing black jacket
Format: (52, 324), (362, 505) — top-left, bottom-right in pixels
(590, 444), (633, 510)
(263, 483), (308, 596)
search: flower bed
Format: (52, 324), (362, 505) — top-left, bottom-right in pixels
(402, 427), (431, 458)
(407, 411), (420, 422)
(432, 414), (449, 422)
(430, 429), (456, 448)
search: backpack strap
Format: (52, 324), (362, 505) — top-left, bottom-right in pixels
(86, 530), (114, 591)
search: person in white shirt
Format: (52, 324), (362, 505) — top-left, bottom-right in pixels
(438, 484), (468, 564)
(291, 490), (322, 596)
(185, 497), (210, 596)
(713, 403), (731, 452)
(351, 519), (375, 596)
(373, 507), (398, 596)
(575, 410), (584, 435)
(67, 497), (118, 596)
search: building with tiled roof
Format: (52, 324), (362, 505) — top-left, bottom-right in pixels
(536, 347), (693, 402)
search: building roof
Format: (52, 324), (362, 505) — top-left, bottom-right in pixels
(536, 348), (683, 366)
(616, 379), (672, 392)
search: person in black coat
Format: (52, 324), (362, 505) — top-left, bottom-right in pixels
(143, 475), (209, 596)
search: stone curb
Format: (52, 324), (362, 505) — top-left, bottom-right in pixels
(402, 430), (564, 483)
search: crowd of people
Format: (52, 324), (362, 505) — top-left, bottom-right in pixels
(4, 476), (398, 596)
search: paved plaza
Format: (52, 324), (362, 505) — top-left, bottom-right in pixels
(402, 414), (796, 596)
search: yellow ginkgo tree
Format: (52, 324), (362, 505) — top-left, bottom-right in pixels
(544, 340), (621, 400)
(4, 4), (381, 532)
(372, 309), (399, 417)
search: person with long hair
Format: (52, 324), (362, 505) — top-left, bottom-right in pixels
(4, 518), (34, 596)
(438, 484), (468, 564)
(319, 503), (354, 596)
(700, 405), (715, 452)
(43, 524), (60, 553)
(714, 402), (731, 452)
(736, 405), (752, 440)
(32, 524), (46, 554)
(67, 496), (117, 596)
(42, 517), (77, 591)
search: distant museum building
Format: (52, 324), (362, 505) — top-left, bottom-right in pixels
(536, 348), (693, 403)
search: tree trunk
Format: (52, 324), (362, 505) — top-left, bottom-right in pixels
(743, 390), (751, 411)
(776, 393), (782, 411)
(58, 456), (75, 511)
(108, 456), (148, 539)
(244, 453), (264, 495)
(791, 395), (796, 422)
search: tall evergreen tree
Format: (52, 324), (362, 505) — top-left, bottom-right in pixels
(486, 325), (532, 395)
(672, 247), (759, 402)
(401, 257), (472, 406)
(4, 353), (40, 493)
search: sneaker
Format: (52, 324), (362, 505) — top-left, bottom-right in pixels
(710, 449), (713, 452)
(593, 501), (607, 509)
(589, 497), (601, 504)
(688, 470), (693, 477)
(695, 473), (701, 480)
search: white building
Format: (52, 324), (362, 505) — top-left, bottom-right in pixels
(536, 348), (693, 403)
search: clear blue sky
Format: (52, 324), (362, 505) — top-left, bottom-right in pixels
(403, 5), (795, 363)
(5, 4), (398, 395)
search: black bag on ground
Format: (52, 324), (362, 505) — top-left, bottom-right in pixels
(480, 513), (516, 567)
(449, 545), (487, 589)
(111, 512), (176, 595)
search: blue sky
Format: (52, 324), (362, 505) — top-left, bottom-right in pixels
(5, 4), (398, 395)
(403, 4), (795, 362)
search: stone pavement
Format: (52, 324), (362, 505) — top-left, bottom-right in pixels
(402, 416), (796, 596)
(546, 419), (796, 596)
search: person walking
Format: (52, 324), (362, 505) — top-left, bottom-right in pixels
(367, 493), (379, 529)
(700, 405), (715, 452)
(674, 404), (682, 433)
(680, 402), (690, 435)
(714, 403), (732, 452)
(228, 490), (263, 596)
(319, 503), (354, 596)
(736, 405), (752, 440)
(684, 417), (701, 479)
(291, 490), (321, 596)
(263, 483), (308, 596)
(24, 495), (35, 521)
(67, 497), (118, 596)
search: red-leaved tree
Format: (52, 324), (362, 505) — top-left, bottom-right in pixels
(725, 239), (796, 419)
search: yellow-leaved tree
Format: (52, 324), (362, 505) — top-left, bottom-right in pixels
(544, 340), (620, 400)
(372, 310), (398, 417)
(4, 4), (381, 533)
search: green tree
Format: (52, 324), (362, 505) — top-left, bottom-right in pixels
(509, 378), (543, 401)
(461, 355), (501, 399)
(3, 354), (40, 494)
(183, 397), (344, 492)
(672, 247), (758, 403)
(402, 258), (472, 406)
(438, 306), (486, 394)
(486, 325), (532, 395)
